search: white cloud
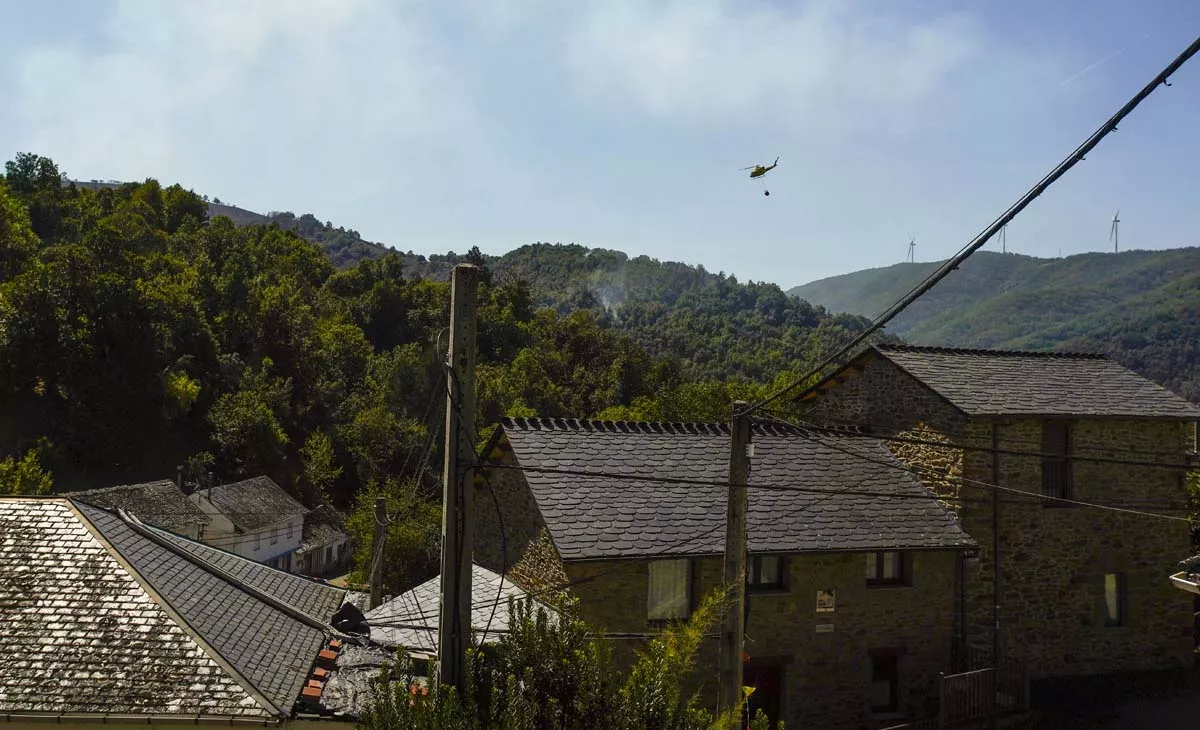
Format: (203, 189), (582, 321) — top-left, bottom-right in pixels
(8, 0), (479, 200)
(563, 0), (982, 132)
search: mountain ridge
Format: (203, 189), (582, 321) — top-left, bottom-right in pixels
(788, 248), (1200, 401)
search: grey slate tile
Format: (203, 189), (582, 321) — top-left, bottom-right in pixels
(874, 344), (1200, 418)
(195, 476), (307, 532)
(0, 499), (268, 717)
(77, 503), (330, 714)
(499, 418), (975, 561)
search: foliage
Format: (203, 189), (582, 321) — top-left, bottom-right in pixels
(346, 478), (442, 593)
(361, 587), (776, 730)
(789, 248), (1200, 402)
(0, 447), (52, 496)
(300, 430), (341, 503)
(2, 154), (853, 591)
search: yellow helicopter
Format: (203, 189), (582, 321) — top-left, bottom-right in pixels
(740, 157), (779, 196)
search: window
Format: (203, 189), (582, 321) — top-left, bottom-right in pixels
(287, 521), (294, 540)
(270, 526), (279, 545)
(325, 545), (334, 565)
(1042, 420), (1072, 500)
(749, 555), (785, 591)
(1105, 573), (1127, 627)
(254, 532), (261, 550)
(866, 551), (908, 587)
(869, 653), (900, 714)
(647, 559), (691, 620)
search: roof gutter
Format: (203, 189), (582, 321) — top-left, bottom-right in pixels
(0, 712), (283, 726)
(118, 510), (355, 641)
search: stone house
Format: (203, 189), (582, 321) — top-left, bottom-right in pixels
(190, 476), (309, 571)
(800, 344), (1200, 682)
(476, 417), (977, 730)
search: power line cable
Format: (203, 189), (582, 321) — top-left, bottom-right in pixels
(742, 33), (1200, 418)
(779, 411), (1200, 461)
(763, 412), (1196, 470)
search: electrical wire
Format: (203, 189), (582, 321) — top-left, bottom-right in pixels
(741, 32), (1200, 418)
(762, 411), (1197, 470)
(786, 411), (1199, 461)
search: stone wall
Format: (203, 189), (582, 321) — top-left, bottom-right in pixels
(958, 417), (1195, 677)
(569, 550), (960, 730)
(806, 357), (1198, 680)
(476, 451), (566, 590)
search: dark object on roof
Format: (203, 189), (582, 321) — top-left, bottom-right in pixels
(297, 504), (350, 554)
(333, 601), (370, 636)
(869, 344), (1200, 418)
(498, 418), (975, 561)
(70, 479), (210, 533)
(200, 475), (307, 532)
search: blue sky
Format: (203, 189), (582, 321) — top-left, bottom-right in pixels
(2, 0), (1198, 286)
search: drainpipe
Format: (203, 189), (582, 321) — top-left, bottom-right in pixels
(991, 421), (1001, 730)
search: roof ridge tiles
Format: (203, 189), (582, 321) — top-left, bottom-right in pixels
(500, 416), (866, 438)
(875, 343), (1107, 360)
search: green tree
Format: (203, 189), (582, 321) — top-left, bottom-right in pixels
(0, 448), (52, 495)
(347, 478), (441, 594)
(300, 430), (341, 503)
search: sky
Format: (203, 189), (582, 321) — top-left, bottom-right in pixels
(2, 0), (1199, 286)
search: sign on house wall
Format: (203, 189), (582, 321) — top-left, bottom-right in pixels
(816, 589), (836, 613)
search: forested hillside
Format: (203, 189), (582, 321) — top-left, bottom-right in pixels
(1, 154), (847, 514)
(788, 249), (1200, 401)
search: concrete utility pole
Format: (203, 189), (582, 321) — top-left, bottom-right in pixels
(719, 401), (752, 717)
(370, 496), (386, 610)
(438, 264), (480, 691)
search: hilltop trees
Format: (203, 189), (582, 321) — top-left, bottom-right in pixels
(1, 154), (829, 509)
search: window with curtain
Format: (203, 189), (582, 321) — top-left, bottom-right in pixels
(866, 551), (909, 587)
(647, 559), (691, 620)
(749, 554), (785, 591)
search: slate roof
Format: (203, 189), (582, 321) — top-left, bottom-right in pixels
(146, 523), (347, 620)
(80, 503), (330, 713)
(365, 563), (551, 652)
(201, 476), (307, 532)
(297, 504), (351, 555)
(497, 418), (975, 561)
(70, 479), (210, 533)
(0, 496), (351, 719)
(870, 344), (1200, 418)
(0, 499), (265, 717)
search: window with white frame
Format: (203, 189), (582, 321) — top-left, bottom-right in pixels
(287, 521), (294, 540)
(647, 559), (691, 620)
(270, 526), (279, 545)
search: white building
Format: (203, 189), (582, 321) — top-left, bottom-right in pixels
(190, 476), (308, 571)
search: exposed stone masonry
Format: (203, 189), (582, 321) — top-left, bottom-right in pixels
(807, 352), (1197, 679)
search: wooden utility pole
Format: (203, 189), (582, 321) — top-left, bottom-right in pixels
(370, 496), (386, 609)
(438, 264), (480, 691)
(719, 401), (752, 716)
